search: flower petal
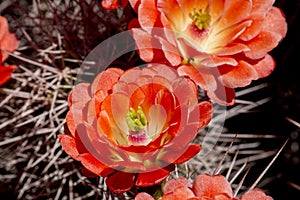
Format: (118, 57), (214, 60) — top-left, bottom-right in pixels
(163, 177), (192, 194)
(131, 28), (165, 62)
(239, 12), (265, 41)
(138, 0), (161, 30)
(0, 65), (17, 86)
(159, 37), (182, 66)
(177, 65), (217, 92)
(219, 61), (258, 88)
(207, 83), (235, 106)
(217, 0), (252, 29)
(135, 192), (155, 200)
(106, 171), (135, 194)
(193, 174), (233, 198)
(90, 68), (123, 95)
(78, 153), (113, 177)
(68, 83), (90, 106)
(189, 101), (213, 130)
(244, 31), (283, 59)
(0, 16), (19, 62)
(252, 54), (275, 78)
(161, 186), (195, 200)
(58, 134), (80, 160)
(262, 7), (287, 39)
(240, 188), (273, 200)
(157, 0), (186, 30)
(172, 76), (198, 108)
(173, 144), (201, 164)
(135, 165), (174, 187)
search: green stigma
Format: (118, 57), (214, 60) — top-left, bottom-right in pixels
(126, 106), (147, 131)
(189, 8), (211, 30)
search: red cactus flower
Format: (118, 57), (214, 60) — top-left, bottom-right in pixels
(58, 64), (213, 194)
(0, 16), (18, 86)
(139, 174), (273, 200)
(128, 0), (287, 105)
(101, 0), (128, 10)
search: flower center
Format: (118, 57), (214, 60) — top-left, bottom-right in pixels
(189, 8), (211, 30)
(126, 106), (149, 145)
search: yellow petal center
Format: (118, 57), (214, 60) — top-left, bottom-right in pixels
(189, 8), (211, 30)
(126, 106), (149, 145)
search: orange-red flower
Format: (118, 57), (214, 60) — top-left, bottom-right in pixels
(135, 174), (273, 200)
(128, 0), (287, 105)
(101, 0), (128, 10)
(0, 16), (18, 86)
(58, 64), (212, 194)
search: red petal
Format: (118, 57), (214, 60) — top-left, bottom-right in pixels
(263, 7), (287, 39)
(100, 93), (130, 142)
(90, 68), (123, 95)
(81, 166), (115, 178)
(0, 65), (16, 86)
(78, 153), (112, 177)
(0, 16), (19, 62)
(128, 18), (140, 29)
(0, 16), (9, 39)
(252, 54), (275, 78)
(199, 55), (238, 67)
(161, 186), (195, 200)
(160, 124), (199, 159)
(244, 31), (282, 59)
(106, 171), (135, 194)
(67, 102), (88, 135)
(177, 65), (217, 92)
(173, 144), (201, 164)
(212, 20), (252, 48)
(178, 0), (208, 17)
(239, 12), (265, 41)
(207, 83), (235, 106)
(240, 188), (273, 200)
(157, 0), (183, 28)
(81, 167), (98, 178)
(198, 101), (213, 129)
(135, 165), (174, 187)
(215, 43), (250, 56)
(0, 32), (19, 62)
(189, 101), (213, 129)
(172, 77), (198, 108)
(58, 134), (80, 160)
(251, 0), (275, 13)
(192, 174), (233, 198)
(163, 177), (192, 194)
(148, 63), (179, 81)
(219, 61), (258, 88)
(209, 0), (225, 24)
(131, 28), (165, 62)
(218, 0), (252, 29)
(138, 0), (160, 30)
(68, 83), (90, 106)
(135, 192), (155, 200)
(213, 194), (234, 200)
